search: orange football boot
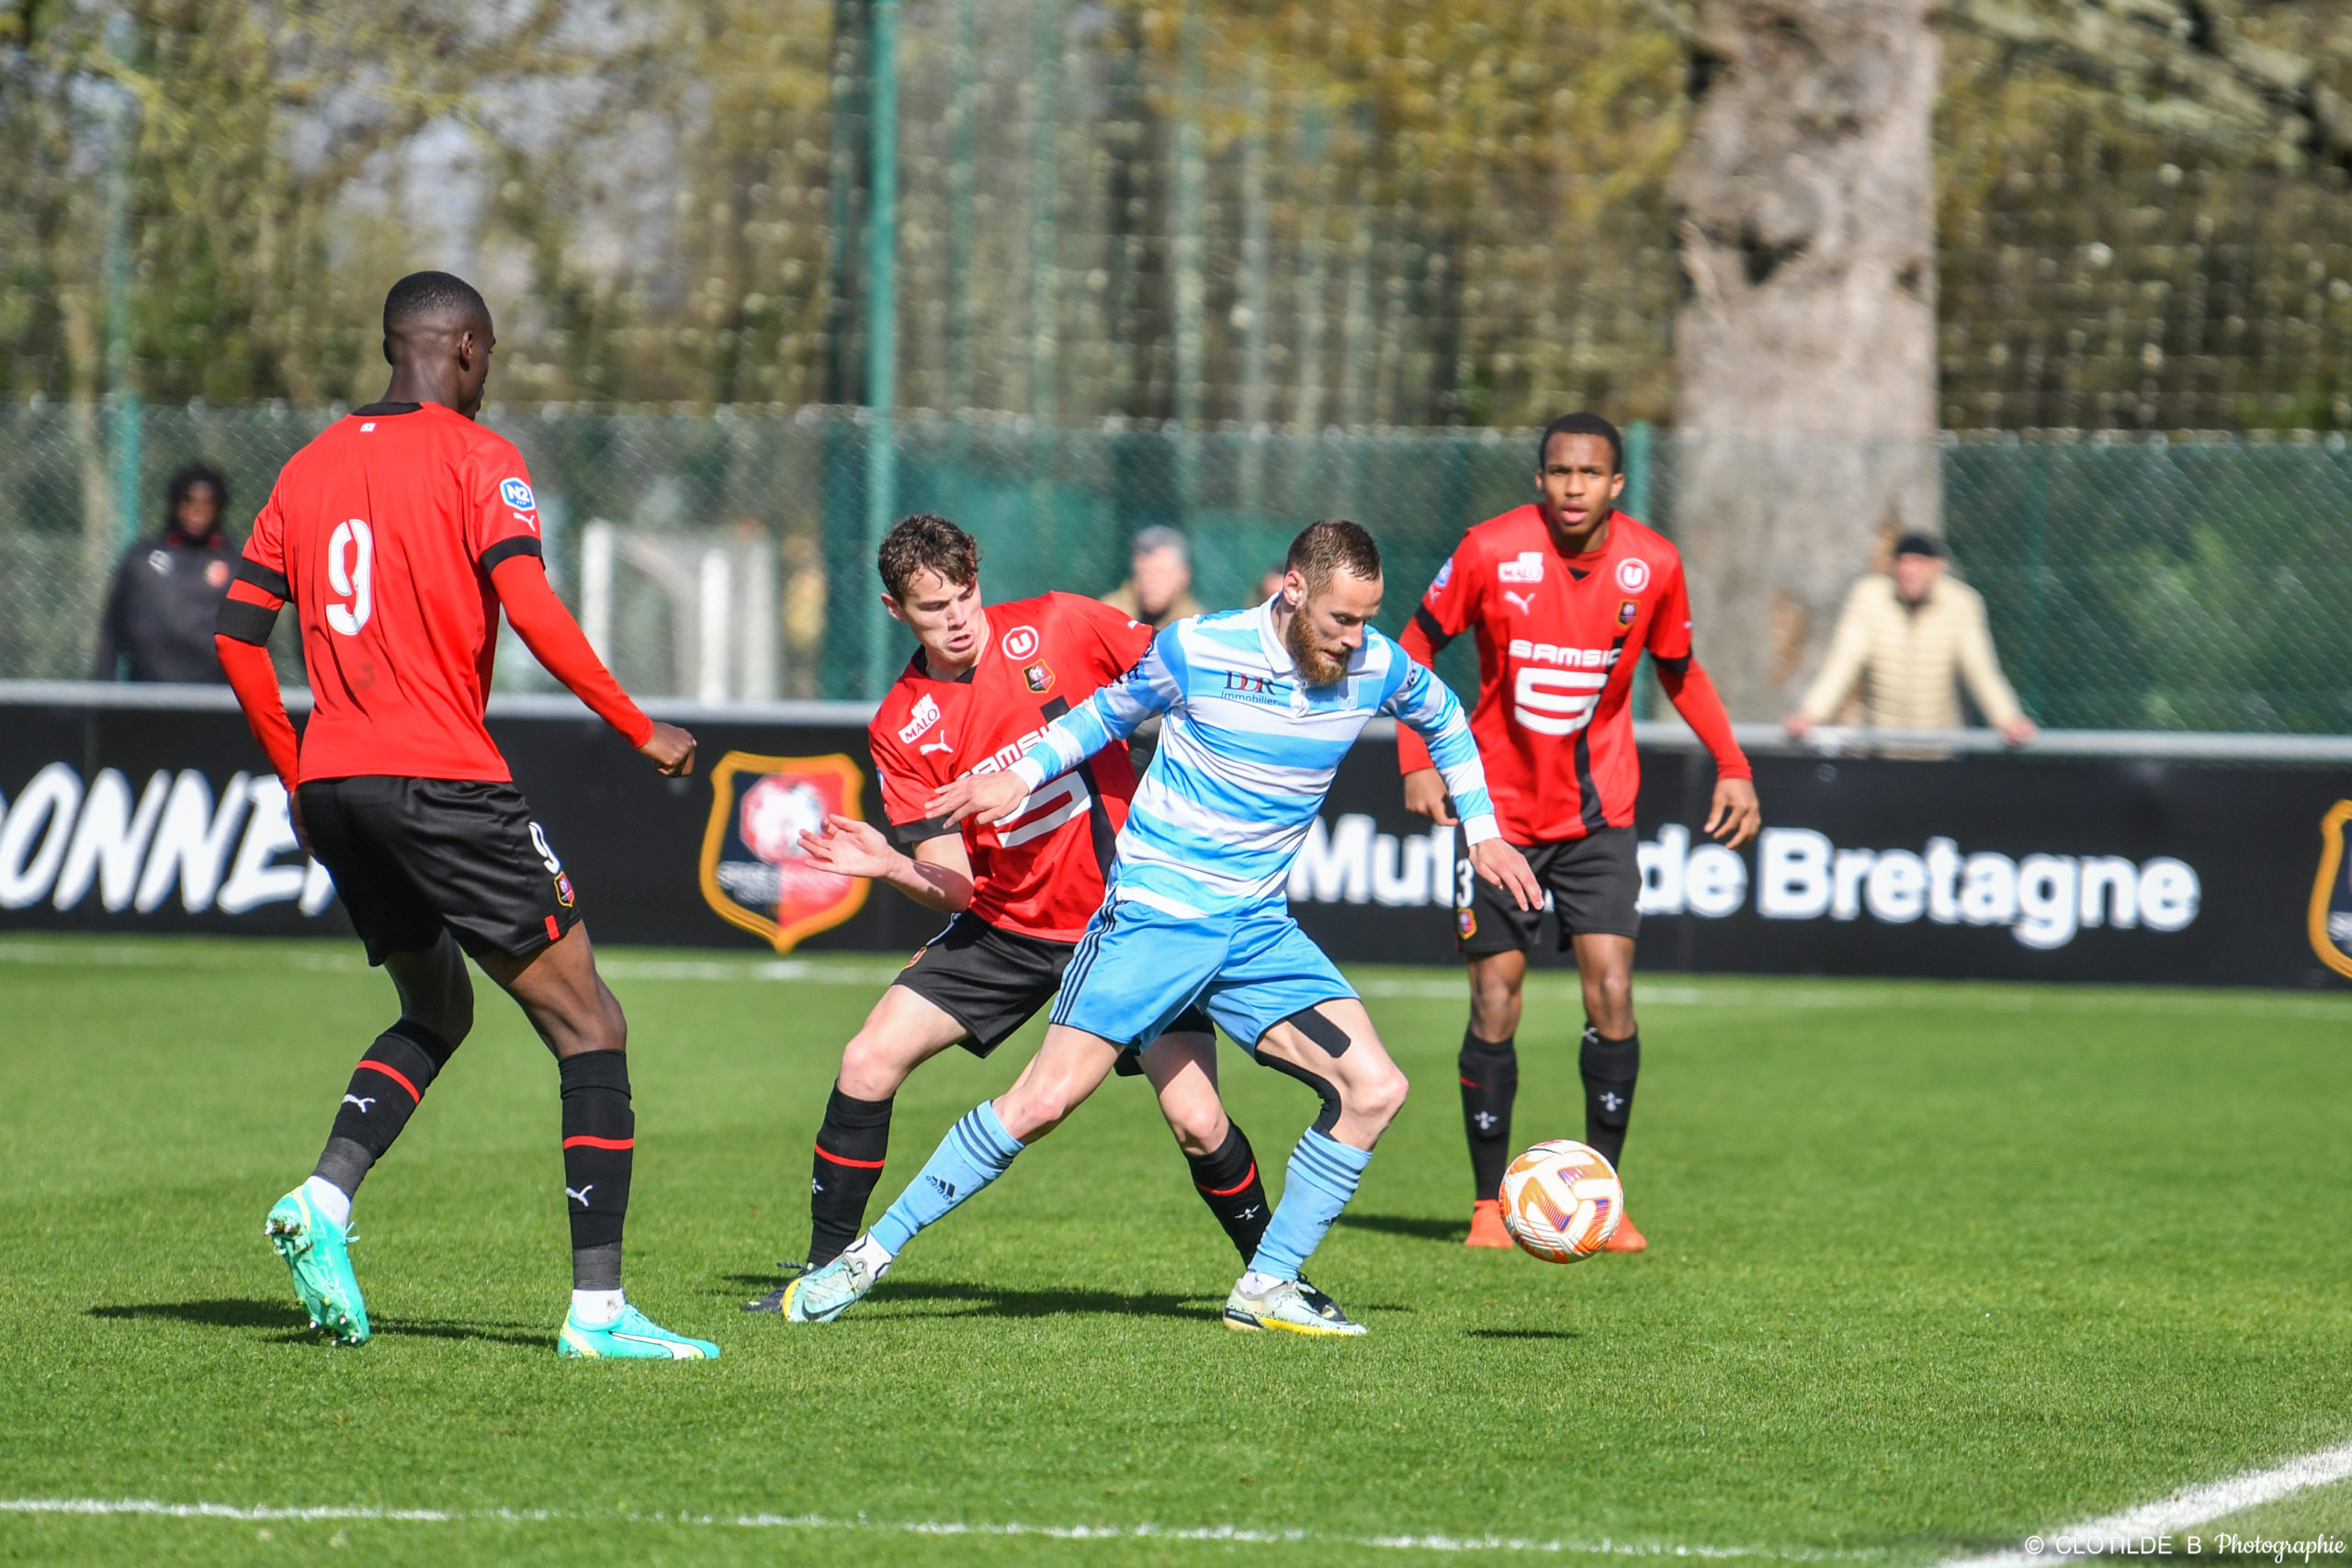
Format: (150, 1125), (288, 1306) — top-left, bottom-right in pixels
(1466, 1198), (1513, 1248)
(1603, 1211), (1647, 1253)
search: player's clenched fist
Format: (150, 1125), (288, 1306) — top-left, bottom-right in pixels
(1468, 837), (1542, 912)
(638, 721), (696, 776)
(927, 769), (1029, 828)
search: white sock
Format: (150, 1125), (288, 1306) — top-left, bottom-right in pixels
(301, 1176), (352, 1230)
(571, 1289), (625, 1326)
(845, 1233), (895, 1279)
(1238, 1269), (1289, 1296)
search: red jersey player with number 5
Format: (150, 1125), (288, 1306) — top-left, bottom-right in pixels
(1398, 412), (1761, 1252)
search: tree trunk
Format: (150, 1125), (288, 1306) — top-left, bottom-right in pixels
(1669, 0), (1941, 719)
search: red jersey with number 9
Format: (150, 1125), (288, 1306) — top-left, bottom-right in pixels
(238, 402), (548, 784)
(869, 592), (1154, 942)
(1398, 505), (1692, 842)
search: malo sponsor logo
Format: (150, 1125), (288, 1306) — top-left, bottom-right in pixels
(898, 694), (942, 744)
(1497, 551), (1545, 585)
(699, 752), (871, 953)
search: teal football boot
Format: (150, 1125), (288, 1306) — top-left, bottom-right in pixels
(264, 1186), (369, 1346)
(557, 1303), (720, 1359)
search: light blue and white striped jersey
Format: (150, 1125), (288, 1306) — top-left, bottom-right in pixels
(1008, 597), (1498, 917)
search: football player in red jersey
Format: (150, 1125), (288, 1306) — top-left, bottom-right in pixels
(745, 513), (1309, 1309)
(1399, 412), (1761, 1252)
(214, 272), (718, 1359)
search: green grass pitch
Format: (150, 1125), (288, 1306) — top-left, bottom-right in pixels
(1, 935), (2348, 1566)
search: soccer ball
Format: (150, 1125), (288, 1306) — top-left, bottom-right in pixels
(1498, 1139), (1623, 1263)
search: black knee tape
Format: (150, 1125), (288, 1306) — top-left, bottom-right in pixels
(1261, 1051), (1343, 1135)
(559, 1050), (633, 1253)
(1283, 1006), (1352, 1058)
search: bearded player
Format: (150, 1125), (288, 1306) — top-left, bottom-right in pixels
(781, 521), (1539, 1336)
(1399, 412), (1760, 1253)
(216, 271), (716, 1358)
(747, 513), (1301, 1314)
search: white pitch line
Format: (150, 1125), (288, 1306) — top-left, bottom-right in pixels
(0, 1497), (1878, 1558)
(5, 941), (2350, 1021)
(1944, 1438), (2352, 1565)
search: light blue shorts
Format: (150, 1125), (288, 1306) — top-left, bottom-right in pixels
(1049, 893), (1357, 1054)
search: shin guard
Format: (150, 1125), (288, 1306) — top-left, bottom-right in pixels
(1458, 1031), (1518, 1201)
(559, 1050), (633, 1289)
(1185, 1121), (1272, 1264)
(312, 1020), (458, 1197)
(808, 1087), (894, 1268)
(1579, 1025), (1638, 1172)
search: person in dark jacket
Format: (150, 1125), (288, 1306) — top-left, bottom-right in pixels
(94, 463), (240, 682)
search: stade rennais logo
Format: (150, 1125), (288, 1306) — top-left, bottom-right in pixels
(2309, 799), (2352, 979)
(698, 752), (870, 953)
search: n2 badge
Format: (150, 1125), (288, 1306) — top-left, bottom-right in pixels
(700, 752), (871, 952)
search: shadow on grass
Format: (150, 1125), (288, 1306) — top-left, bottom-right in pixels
(859, 1279), (1223, 1323)
(1335, 1213), (1465, 1244)
(1464, 1327), (1578, 1341)
(89, 1300), (548, 1348)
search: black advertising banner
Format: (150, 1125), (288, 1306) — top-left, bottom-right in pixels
(1, 692), (2347, 987)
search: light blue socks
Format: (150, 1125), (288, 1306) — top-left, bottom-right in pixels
(1248, 1130), (1372, 1282)
(869, 1100), (1026, 1257)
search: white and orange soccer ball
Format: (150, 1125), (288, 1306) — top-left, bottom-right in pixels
(1498, 1139), (1623, 1263)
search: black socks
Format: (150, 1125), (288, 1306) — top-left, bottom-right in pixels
(1579, 1024), (1639, 1172)
(1458, 1030), (1519, 1202)
(1184, 1121), (1272, 1264)
(808, 1087), (895, 1267)
(311, 1020), (458, 1198)
(559, 1050), (633, 1291)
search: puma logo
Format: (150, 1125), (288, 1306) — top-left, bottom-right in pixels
(1236, 1205), (1262, 1221)
(1503, 590), (1537, 615)
(566, 1185), (594, 1207)
(919, 734), (955, 756)
(341, 1095), (376, 1113)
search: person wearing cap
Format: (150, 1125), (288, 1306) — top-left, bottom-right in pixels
(1785, 532), (2038, 746)
(1099, 525), (1204, 631)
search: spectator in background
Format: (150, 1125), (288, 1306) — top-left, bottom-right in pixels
(1255, 564), (1286, 604)
(94, 463), (239, 683)
(1100, 525), (1203, 629)
(1785, 532), (2038, 746)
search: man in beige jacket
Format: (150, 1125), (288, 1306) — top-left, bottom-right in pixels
(1785, 533), (2039, 745)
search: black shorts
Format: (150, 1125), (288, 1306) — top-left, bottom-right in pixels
(1456, 826), (1642, 955)
(298, 776), (582, 966)
(892, 910), (1212, 1063)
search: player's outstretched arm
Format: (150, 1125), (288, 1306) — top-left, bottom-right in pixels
(488, 555), (695, 775)
(930, 632), (1182, 827)
(1657, 657), (1760, 849)
(216, 585), (301, 785)
(798, 814), (974, 912)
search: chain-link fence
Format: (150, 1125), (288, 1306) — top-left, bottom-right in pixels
(6, 401), (2347, 733)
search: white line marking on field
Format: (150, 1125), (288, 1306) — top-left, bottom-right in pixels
(1944, 1438), (2352, 1565)
(6, 940), (2351, 1021)
(0, 1497), (1878, 1558)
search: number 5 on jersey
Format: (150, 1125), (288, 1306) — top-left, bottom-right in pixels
(325, 518), (375, 636)
(993, 772), (1091, 848)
